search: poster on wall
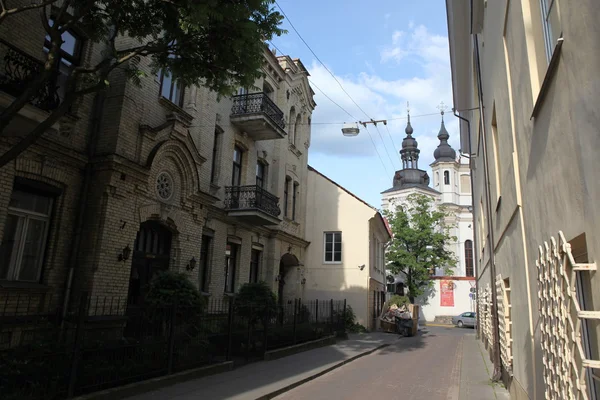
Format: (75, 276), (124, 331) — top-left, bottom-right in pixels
(440, 280), (454, 307)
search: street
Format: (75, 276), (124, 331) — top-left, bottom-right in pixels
(274, 326), (475, 400)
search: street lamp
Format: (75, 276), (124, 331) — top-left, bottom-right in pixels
(342, 123), (359, 137)
(341, 119), (388, 137)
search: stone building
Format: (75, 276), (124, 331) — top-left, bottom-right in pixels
(381, 112), (474, 323)
(0, 7), (315, 322)
(446, 0), (600, 398)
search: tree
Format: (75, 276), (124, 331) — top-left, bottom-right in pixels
(384, 193), (458, 303)
(0, 0), (285, 167)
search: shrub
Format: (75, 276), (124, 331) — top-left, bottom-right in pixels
(389, 295), (410, 308)
(334, 305), (368, 333)
(235, 281), (277, 324)
(145, 271), (205, 309)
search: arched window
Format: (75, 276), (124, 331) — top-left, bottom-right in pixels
(288, 107), (296, 144)
(444, 170), (450, 185)
(465, 240), (474, 277)
(435, 171), (439, 186)
(293, 114), (301, 146)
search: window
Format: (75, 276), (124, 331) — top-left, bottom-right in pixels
(43, 21), (82, 102)
(435, 171), (439, 186)
(224, 243), (238, 293)
(444, 171), (450, 185)
(210, 129), (222, 184)
(283, 177), (291, 218)
(324, 232), (342, 263)
(159, 70), (184, 107)
(465, 240), (474, 277)
(288, 107), (296, 145)
(540, 0), (561, 62)
(232, 146), (243, 186)
(292, 114), (301, 146)
(256, 162), (266, 189)
(292, 182), (298, 220)
(0, 189), (53, 282)
(249, 249), (261, 283)
(199, 235), (212, 292)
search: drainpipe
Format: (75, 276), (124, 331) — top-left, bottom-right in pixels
(473, 32), (502, 382)
(62, 90), (106, 320)
(452, 108), (479, 339)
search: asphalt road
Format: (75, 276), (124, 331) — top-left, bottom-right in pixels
(274, 326), (474, 400)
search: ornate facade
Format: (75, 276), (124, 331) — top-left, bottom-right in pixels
(0, 8), (316, 323)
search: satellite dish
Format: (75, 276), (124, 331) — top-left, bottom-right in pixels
(342, 123), (359, 137)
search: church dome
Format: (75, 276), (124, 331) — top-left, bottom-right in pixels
(433, 115), (456, 162)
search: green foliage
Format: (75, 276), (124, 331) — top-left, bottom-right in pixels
(145, 270), (205, 308)
(383, 193), (458, 301)
(389, 295), (410, 307)
(0, 0), (286, 167)
(334, 305), (368, 333)
(235, 281), (277, 322)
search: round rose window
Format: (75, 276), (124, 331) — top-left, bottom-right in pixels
(156, 172), (174, 201)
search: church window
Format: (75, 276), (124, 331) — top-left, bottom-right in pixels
(444, 171), (450, 185)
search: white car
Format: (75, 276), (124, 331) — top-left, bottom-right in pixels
(452, 312), (477, 328)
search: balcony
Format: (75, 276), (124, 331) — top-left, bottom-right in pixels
(230, 92), (286, 141)
(0, 39), (60, 112)
(224, 185), (281, 225)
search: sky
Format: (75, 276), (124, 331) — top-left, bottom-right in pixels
(270, 0), (460, 209)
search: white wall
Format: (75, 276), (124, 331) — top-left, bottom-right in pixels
(417, 279), (475, 322)
(304, 168), (388, 327)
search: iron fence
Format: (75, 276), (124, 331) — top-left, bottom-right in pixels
(0, 292), (346, 399)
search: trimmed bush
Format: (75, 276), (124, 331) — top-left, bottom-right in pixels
(145, 271), (206, 308)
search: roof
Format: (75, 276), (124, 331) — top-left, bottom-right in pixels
(307, 165), (391, 239)
(308, 165), (378, 210)
(381, 184), (441, 195)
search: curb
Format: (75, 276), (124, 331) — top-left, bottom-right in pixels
(255, 340), (395, 400)
(423, 323), (455, 328)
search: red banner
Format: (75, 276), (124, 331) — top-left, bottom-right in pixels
(440, 280), (454, 307)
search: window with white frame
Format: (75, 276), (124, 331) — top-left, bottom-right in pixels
(0, 189), (53, 282)
(540, 0), (561, 61)
(324, 232), (342, 263)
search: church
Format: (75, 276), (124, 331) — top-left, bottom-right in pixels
(381, 110), (475, 324)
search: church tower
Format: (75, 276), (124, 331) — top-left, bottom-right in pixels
(381, 109), (439, 211)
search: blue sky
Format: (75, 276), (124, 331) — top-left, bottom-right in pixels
(271, 0), (460, 208)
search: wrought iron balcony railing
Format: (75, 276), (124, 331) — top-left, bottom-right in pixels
(231, 92), (286, 131)
(0, 39), (60, 111)
(224, 185), (281, 218)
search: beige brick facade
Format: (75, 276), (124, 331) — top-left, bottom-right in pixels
(0, 9), (316, 312)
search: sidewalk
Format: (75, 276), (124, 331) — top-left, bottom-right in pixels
(459, 333), (510, 399)
(124, 332), (400, 400)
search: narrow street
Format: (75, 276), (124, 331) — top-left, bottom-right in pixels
(274, 326), (479, 400)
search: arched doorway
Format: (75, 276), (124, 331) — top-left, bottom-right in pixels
(128, 220), (173, 306)
(278, 252), (300, 307)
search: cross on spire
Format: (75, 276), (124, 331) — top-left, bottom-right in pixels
(437, 101), (448, 120)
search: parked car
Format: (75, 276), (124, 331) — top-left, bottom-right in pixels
(452, 312), (476, 328)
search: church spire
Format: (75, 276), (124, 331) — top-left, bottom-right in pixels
(400, 102), (420, 169)
(433, 102), (457, 162)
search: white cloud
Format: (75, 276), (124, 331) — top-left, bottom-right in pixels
(306, 24), (458, 176)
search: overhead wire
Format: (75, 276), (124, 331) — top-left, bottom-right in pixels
(372, 123), (398, 170)
(363, 125), (391, 176)
(384, 123), (403, 165)
(271, 4), (399, 175)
